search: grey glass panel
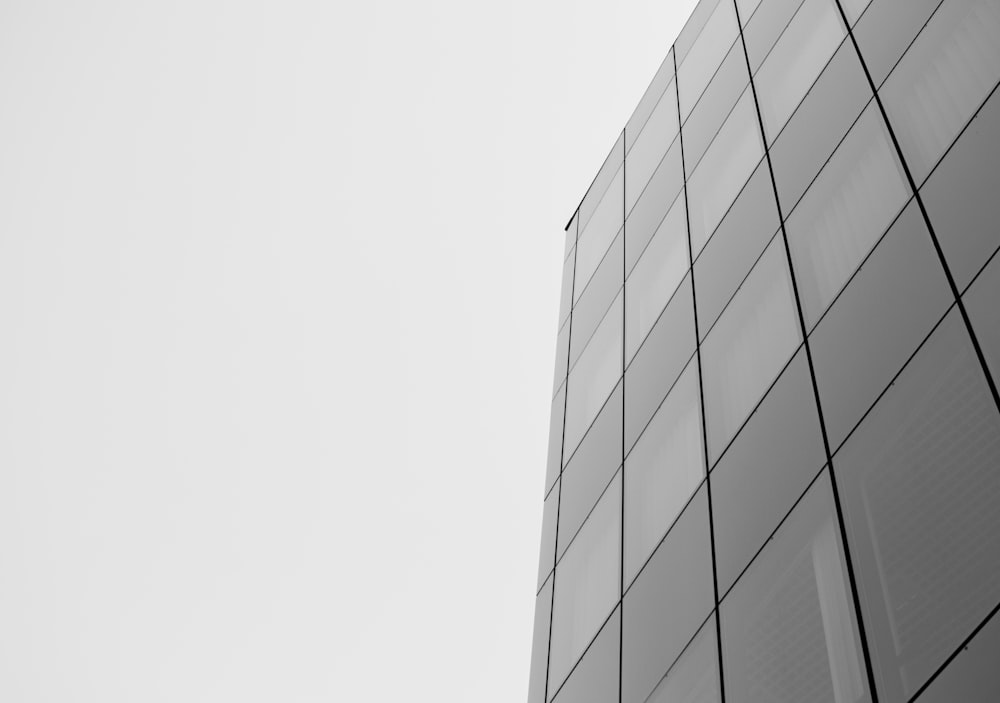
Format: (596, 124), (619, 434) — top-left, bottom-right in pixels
(881, 0), (1000, 185)
(852, 0), (943, 87)
(559, 381), (622, 561)
(702, 237), (801, 464)
(551, 607), (620, 703)
(626, 197), (688, 361)
(559, 244), (576, 330)
(564, 213), (577, 262)
(627, 48), (676, 152)
(694, 159), (779, 339)
(964, 251), (1000, 380)
(645, 616), (721, 703)
(742, 0), (807, 74)
(920, 69), (1000, 291)
(839, 0), (870, 27)
(627, 82), (680, 214)
(625, 276), (696, 452)
(546, 384), (566, 495)
(579, 132), (625, 234)
(678, 0), (739, 120)
(553, 321), (569, 399)
(538, 483), (559, 592)
(712, 349), (826, 596)
(682, 41), (750, 177)
(786, 102), (910, 328)
(811, 201), (953, 451)
(624, 362), (703, 585)
(769, 37), (871, 214)
(549, 471), (622, 694)
(687, 90), (764, 257)
(676, 0), (724, 67)
(564, 289), (622, 458)
(625, 140), (684, 277)
(917, 609), (1000, 703)
(528, 577), (553, 703)
(622, 486), (714, 703)
(571, 231), (623, 370)
(755, 0), (845, 142)
(737, 0), (764, 25)
(721, 472), (871, 703)
(835, 309), (1000, 703)
(576, 165), (624, 304)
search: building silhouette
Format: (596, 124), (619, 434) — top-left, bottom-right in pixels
(529, 0), (1000, 702)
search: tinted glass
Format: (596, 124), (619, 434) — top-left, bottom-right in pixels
(721, 471), (871, 703)
(553, 321), (569, 398)
(625, 141), (684, 276)
(564, 213), (577, 262)
(853, 0), (947, 87)
(528, 577), (553, 703)
(622, 486), (714, 703)
(701, 236), (801, 464)
(538, 483), (558, 592)
(627, 81), (680, 214)
(624, 361), (703, 585)
(678, 0), (739, 120)
(676, 0), (724, 67)
(916, 608), (1000, 703)
(682, 41), (750, 176)
(645, 616), (721, 703)
(881, 0), (1000, 185)
(551, 607), (620, 703)
(558, 244), (575, 331)
(964, 252), (1000, 379)
(570, 231), (623, 370)
(742, 0), (808, 74)
(711, 349), (826, 596)
(835, 310), (1000, 703)
(579, 133), (624, 234)
(627, 47), (675, 152)
(737, 0), (764, 26)
(786, 102), (910, 328)
(838, 0), (870, 26)
(576, 167), (623, 304)
(810, 201), (953, 450)
(546, 385), (566, 495)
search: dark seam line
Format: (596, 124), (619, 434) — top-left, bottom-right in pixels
(962, 244), (1000, 298)
(573, 223), (623, 315)
(626, 143), (683, 244)
(674, 46), (727, 703)
(624, 275), (691, 376)
(867, 0), (948, 94)
(748, 0), (815, 80)
(626, 186), (685, 281)
(732, 2), (882, 701)
(548, 602), (621, 702)
(624, 353), (699, 466)
(621, 123), (627, 703)
(639, 609), (717, 703)
(553, 463), (624, 571)
(561, 378), (622, 477)
(567, 278), (622, 380)
(690, 152), (765, 270)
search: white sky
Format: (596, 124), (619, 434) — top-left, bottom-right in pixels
(0, 1), (698, 700)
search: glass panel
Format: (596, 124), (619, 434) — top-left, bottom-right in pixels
(553, 321), (569, 399)
(786, 102), (910, 328)
(528, 577), (554, 703)
(742, 0), (809, 74)
(810, 201), (953, 451)
(626, 197), (688, 360)
(625, 276), (696, 452)
(711, 349), (826, 596)
(551, 607), (620, 703)
(720, 472), (871, 703)
(622, 486), (714, 703)
(839, 0), (870, 27)
(737, 0), (765, 26)
(570, 231), (623, 371)
(559, 243), (576, 331)
(678, 0), (740, 120)
(627, 80), (680, 214)
(881, 0), (1000, 185)
(920, 68), (1000, 291)
(694, 160), (779, 339)
(964, 251), (1000, 380)
(546, 385), (566, 495)
(852, 0), (943, 87)
(676, 0), (724, 67)
(538, 483), (559, 592)
(645, 616), (722, 703)
(702, 236), (801, 464)
(755, 0), (845, 142)
(916, 609), (1000, 703)
(549, 471), (622, 694)
(835, 309), (1000, 703)
(627, 48), (676, 152)
(625, 140), (684, 277)
(576, 168), (623, 304)
(564, 213), (577, 262)
(624, 362), (704, 585)
(579, 132), (625, 234)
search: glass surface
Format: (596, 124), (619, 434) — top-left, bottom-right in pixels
(678, 0), (739, 120)
(622, 486), (714, 703)
(835, 309), (1000, 703)
(920, 67), (1000, 291)
(769, 38), (871, 214)
(553, 321), (569, 399)
(737, 0), (764, 25)
(755, 0), (845, 142)
(701, 237), (801, 465)
(624, 362), (703, 585)
(917, 609), (1000, 703)
(545, 385), (566, 495)
(559, 381), (622, 561)
(624, 276), (696, 452)
(627, 48), (676, 152)
(786, 102), (910, 328)
(626, 197), (688, 361)
(625, 140), (684, 277)
(676, 0), (724, 67)
(881, 0), (1000, 185)
(742, 0), (809, 74)
(570, 231), (623, 371)
(721, 471), (871, 703)
(852, 0), (944, 87)
(645, 616), (721, 703)
(564, 289), (622, 459)
(538, 483), (558, 592)
(711, 349), (826, 596)
(551, 607), (620, 703)
(558, 244), (575, 331)
(564, 213), (577, 263)
(579, 132), (625, 234)
(528, 577), (553, 703)
(964, 251), (1000, 380)
(549, 471), (622, 694)
(839, 0), (870, 27)
(576, 167), (623, 304)
(810, 201), (953, 451)
(627, 80), (680, 214)
(686, 90), (764, 258)
(694, 159), (779, 339)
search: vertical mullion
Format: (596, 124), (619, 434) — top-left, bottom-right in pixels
(620, 129), (627, 703)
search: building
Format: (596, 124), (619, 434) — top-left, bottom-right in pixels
(528, 0), (1000, 702)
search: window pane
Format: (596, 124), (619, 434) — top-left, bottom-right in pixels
(564, 213), (577, 263)
(538, 483), (559, 592)
(550, 471), (622, 693)
(551, 607), (620, 703)
(576, 167), (623, 304)
(916, 608), (1000, 703)
(853, 0), (948, 87)
(627, 48), (675, 152)
(721, 471), (871, 703)
(839, 0), (870, 27)
(579, 133), (624, 234)
(678, 0), (740, 120)
(528, 577), (554, 703)
(835, 309), (1000, 702)
(645, 615), (721, 703)
(702, 236), (801, 464)
(622, 486), (714, 703)
(786, 102), (910, 328)
(627, 80), (680, 214)
(742, 0), (809, 74)
(964, 251), (1000, 380)
(546, 385), (566, 495)
(571, 231), (623, 370)
(625, 140), (684, 277)
(558, 243), (575, 331)
(737, 0), (764, 26)
(677, 0), (724, 67)
(553, 321), (569, 399)
(625, 362), (703, 585)
(881, 0), (1000, 185)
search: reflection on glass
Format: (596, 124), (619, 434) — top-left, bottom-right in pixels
(737, 0), (764, 25)
(916, 606), (1000, 703)
(645, 616), (721, 703)
(964, 251), (1000, 379)
(553, 322), (569, 398)
(528, 578), (553, 703)
(558, 246), (574, 331)
(626, 141), (685, 277)
(551, 607), (620, 703)
(721, 472), (870, 703)
(839, 0), (870, 26)
(538, 484), (558, 592)
(627, 48), (675, 152)
(576, 166), (623, 303)
(678, 0), (739, 120)
(683, 42), (750, 176)
(545, 385), (565, 494)
(570, 232), (623, 370)
(627, 81), (680, 213)
(579, 133), (624, 234)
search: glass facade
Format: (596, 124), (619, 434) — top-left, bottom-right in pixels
(530, 1), (1000, 702)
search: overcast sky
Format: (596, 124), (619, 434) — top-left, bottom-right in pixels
(0, 1), (698, 700)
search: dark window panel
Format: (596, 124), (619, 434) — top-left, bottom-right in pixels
(551, 607), (621, 703)
(553, 321), (569, 399)
(645, 615), (721, 703)
(720, 471), (871, 703)
(915, 609), (1000, 703)
(576, 168), (624, 305)
(677, 0), (740, 120)
(880, 0), (1000, 186)
(538, 482), (559, 593)
(546, 384), (566, 496)
(711, 349), (826, 596)
(627, 47), (676, 152)
(835, 309), (1000, 703)
(625, 140), (684, 277)
(810, 200), (953, 451)
(579, 132), (625, 235)
(570, 231), (623, 371)
(964, 250), (1000, 380)
(528, 577), (554, 703)
(920, 78), (1000, 291)
(627, 83), (680, 214)
(852, 0), (943, 87)
(741, 0), (807, 74)
(622, 486), (714, 703)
